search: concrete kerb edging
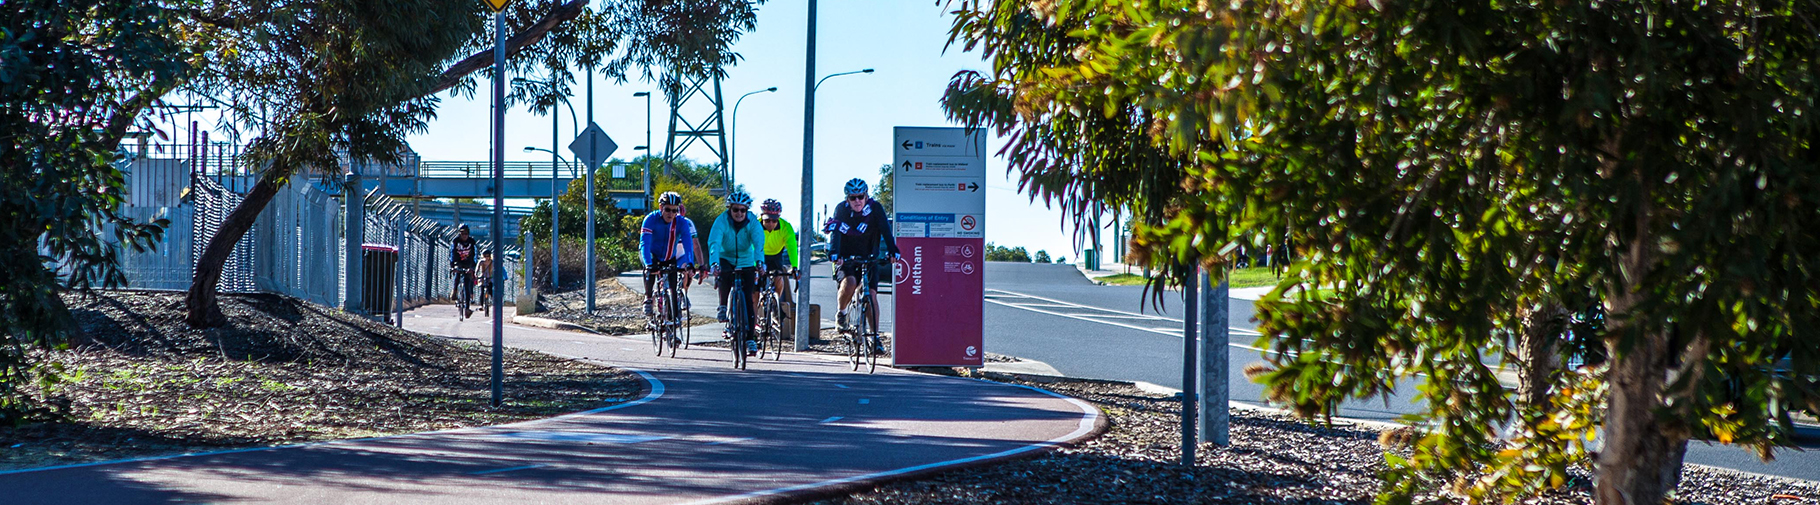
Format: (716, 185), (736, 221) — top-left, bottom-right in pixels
(509, 315), (599, 334)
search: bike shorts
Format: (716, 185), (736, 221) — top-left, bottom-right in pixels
(838, 259), (882, 285)
(764, 253), (788, 272)
(717, 264), (759, 295)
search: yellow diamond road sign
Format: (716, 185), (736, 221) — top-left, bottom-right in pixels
(481, 0), (513, 12)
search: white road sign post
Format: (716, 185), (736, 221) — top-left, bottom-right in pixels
(569, 123), (617, 313)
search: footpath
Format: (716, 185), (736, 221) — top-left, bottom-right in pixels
(0, 304), (1101, 505)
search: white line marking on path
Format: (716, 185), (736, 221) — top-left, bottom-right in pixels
(819, 416), (843, 424)
(833, 384), (849, 389)
(678, 376), (1102, 505)
(704, 438), (754, 446)
(470, 464), (545, 475)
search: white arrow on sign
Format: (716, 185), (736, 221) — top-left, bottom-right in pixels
(568, 122), (618, 172)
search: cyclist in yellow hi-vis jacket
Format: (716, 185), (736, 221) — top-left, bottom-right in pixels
(758, 199), (797, 313)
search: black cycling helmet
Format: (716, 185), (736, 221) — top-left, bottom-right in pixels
(458, 224), (470, 232)
(761, 198), (782, 214)
(658, 191), (683, 206)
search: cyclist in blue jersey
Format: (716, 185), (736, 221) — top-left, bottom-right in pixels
(640, 192), (698, 315)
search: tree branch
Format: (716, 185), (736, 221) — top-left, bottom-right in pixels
(429, 0), (589, 95)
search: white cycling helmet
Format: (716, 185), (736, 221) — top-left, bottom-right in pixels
(725, 190), (753, 207)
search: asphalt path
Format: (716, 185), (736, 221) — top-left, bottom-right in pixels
(968, 262), (1818, 482)
(0, 304), (1099, 504)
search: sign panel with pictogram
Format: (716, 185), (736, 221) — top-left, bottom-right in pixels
(892, 126), (987, 367)
(480, 0), (514, 12)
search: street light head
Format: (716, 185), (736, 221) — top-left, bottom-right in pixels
(862, 68), (875, 73)
(634, 146), (649, 151)
(766, 87), (778, 92)
(633, 91), (650, 97)
(522, 146), (536, 152)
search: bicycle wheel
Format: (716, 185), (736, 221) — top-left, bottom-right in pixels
(848, 296), (867, 371)
(650, 289), (666, 356)
(731, 287), (748, 370)
(863, 293), (879, 374)
(767, 294), (785, 360)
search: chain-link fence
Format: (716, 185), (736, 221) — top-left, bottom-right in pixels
(113, 150), (522, 319)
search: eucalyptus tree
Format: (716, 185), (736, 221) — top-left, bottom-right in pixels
(0, 0), (200, 423)
(944, 2), (1820, 505)
(183, 0), (761, 327)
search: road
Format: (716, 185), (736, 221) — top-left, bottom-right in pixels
(965, 262), (1820, 482)
(0, 304), (1099, 504)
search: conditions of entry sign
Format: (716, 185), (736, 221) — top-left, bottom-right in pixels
(891, 126), (986, 367)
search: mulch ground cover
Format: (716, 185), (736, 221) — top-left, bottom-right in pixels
(2, 290), (641, 471)
(534, 278), (714, 335)
(808, 372), (1820, 505)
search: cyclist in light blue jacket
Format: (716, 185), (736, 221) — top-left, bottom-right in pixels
(708, 191), (766, 347)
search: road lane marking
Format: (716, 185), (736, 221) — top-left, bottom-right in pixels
(819, 416), (842, 423)
(705, 437), (754, 446)
(983, 289), (1268, 352)
(833, 384), (849, 389)
(470, 464), (545, 475)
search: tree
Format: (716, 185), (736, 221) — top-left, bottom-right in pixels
(874, 163), (894, 213)
(944, 2), (1820, 505)
(1, 0), (196, 422)
(1033, 250), (1051, 264)
(182, 0), (761, 326)
(983, 243), (1031, 263)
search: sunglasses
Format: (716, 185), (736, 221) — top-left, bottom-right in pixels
(730, 206), (749, 213)
(846, 195), (865, 201)
(661, 207), (680, 214)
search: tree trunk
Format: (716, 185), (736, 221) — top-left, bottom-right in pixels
(1514, 300), (1566, 409)
(1594, 181), (1687, 505)
(184, 168), (284, 327)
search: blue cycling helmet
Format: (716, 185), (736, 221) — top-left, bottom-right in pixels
(844, 178), (868, 196)
(725, 190), (753, 207)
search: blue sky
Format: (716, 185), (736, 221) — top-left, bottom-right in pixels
(404, 1), (1109, 262)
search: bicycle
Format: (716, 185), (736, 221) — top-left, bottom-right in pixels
(756, 268), (796, 361)
(726, 268), (757, 370)
(451, 266), (475, 320)
(646, 262), (689, 358)
(838, 254), (886, 373)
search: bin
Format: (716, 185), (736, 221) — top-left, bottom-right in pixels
(361, 243), (399, 316)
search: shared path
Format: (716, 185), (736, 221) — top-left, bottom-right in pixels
(0, 304), (1100, 504)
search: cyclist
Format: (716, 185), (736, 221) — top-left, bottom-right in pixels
(829, 178), (899, 341)
(449, 224), (479, 315)
(639, 192), (698, 316)
(708, 190), (766, 356)
(759, 199), (798, 313)
(477, 251), (494, 315)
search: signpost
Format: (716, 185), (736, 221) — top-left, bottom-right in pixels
(568, 123), (617, 313)
(482, 0), (513, 408)
(891, 127), (987, 367)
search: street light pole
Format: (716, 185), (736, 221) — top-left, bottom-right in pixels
(730, 87), (777, 181)
(488, 9), (506, 408)
(585, 66), (597, 313)
(634, 91), (652, 211)
(796, 0), (818, 352)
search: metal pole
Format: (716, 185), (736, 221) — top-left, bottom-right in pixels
(551, 103), (560, 291)
(1180, 264), (1200, 465)
(643, 93), (652, 211)
(489, 11), (506, 408)
(585, 66), (597, 313)
(794, 0), (817, 352)
(394, 217), (404, 326)
(1200, 266), (1230, 445)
